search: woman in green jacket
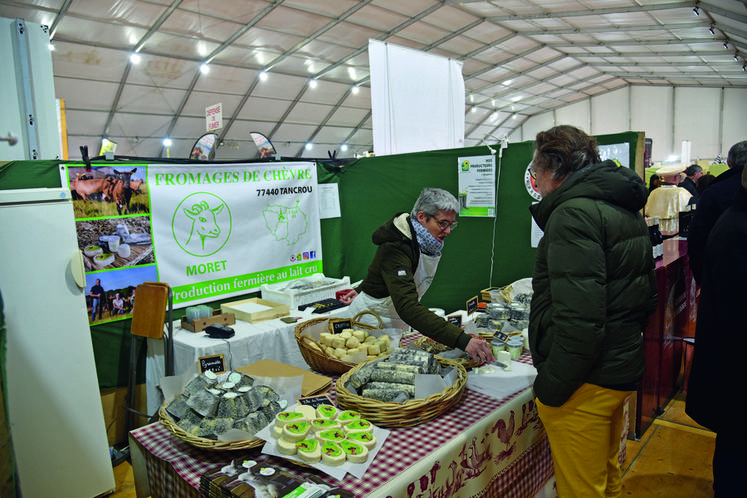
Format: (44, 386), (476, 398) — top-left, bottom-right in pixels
(528, 125), (657, 498)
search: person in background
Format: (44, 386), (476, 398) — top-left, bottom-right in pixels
(128, 288), (136, 312)
(644, 164), (692, 231)
(648, 173), (661, 194)
(112, 293), (125, 314)
(528, 125), (657, 498)
(687, 140), (747, 283)
(339, 187), (495, 365)
(685, 163), (747, 496)
(687, 173), (715, 207)
(89, 278), (104, 321)
(681, 164), (703, 196)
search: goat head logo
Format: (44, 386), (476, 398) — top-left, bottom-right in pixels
(173, 193), (231, 257)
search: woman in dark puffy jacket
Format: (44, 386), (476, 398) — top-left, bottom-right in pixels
(528, 125), (657, 498)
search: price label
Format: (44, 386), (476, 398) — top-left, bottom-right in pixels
(296, 394), (334, 409)
(447, 314), (463, 327)
(199, 354), (226, 374)
(331, 319), (352, 334)
(466, 296), (479, 314)
(493, 331), (509, 343)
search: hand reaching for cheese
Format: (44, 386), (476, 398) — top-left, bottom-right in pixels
(338, 289), (358, 304)
(465, 337), (496, 365)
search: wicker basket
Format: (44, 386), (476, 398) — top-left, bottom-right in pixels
(159, 405), (265, 451)
(294, 311), (383, 375)
(335, 356), (468, 427)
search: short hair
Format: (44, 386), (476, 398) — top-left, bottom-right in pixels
(727, 140), (747, 169)
(411, 188), (459, 218)
(533, 125), (601, 181)
(685, 164), (702, 176)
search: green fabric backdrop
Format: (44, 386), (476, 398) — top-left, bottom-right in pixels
(1, 130), (642, 389)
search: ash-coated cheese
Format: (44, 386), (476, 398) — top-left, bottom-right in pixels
(369, 369), (416, 385)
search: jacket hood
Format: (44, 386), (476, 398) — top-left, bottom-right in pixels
(371, 212), (412, 245)
(530, 160), (648, 229)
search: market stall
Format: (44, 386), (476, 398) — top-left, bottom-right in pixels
(130, 350), (553, 498)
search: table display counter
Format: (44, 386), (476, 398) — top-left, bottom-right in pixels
(146, 306), (350, 414)
(130, 351), (554, 498)
(635, 237), (697, 438)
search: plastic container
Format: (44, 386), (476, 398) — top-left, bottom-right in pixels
(507, 337), (524, 360)
(260, 274), (351, 309)
(474, 313), (489, 328)
(490, 339), (507, 357)
(488, 303), (510, 319)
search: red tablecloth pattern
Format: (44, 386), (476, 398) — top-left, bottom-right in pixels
(129, 349), (554, 497)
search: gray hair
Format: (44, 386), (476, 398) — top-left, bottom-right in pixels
(411, 188), (459, 218)
(685, 164), (702, 176)
(727, 140), (747, 169)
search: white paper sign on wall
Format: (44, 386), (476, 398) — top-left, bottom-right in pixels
(206, 102), (223, 132)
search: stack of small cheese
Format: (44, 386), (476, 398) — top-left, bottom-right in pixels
(271, 404), (377, 465)
(315, 329), (392, 363)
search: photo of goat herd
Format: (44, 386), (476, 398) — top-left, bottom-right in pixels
(69, 166), (149, 218)
(68, 165), (158, 324)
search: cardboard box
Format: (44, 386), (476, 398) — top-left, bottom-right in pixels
(220, 297), (289, 323)
(236, 359), (331, 396)
(181, 309), (236, 332)
(99, 385), (147, 446)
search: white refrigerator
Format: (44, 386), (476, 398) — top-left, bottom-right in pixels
(0, 187), (114, 497)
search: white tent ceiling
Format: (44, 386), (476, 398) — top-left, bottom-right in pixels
(3, 0), (746, 160)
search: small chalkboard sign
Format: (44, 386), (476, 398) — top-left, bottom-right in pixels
(466, 296), (479, 315)
(493, 331), (509, 343)
(296, 394), (334, 409)
(331, 319), (353, 335)
(199, 354), (226, 374)
(447, 314), (462, 327)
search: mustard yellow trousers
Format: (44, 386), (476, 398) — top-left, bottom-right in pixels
(536, 383), (632, 498)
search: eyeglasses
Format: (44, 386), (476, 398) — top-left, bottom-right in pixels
(433, 217), (458, 230)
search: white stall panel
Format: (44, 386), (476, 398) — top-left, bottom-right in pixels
(674, 87), (721, 161)
(631, 86), (674, 163)
(591, 88), (630, 136)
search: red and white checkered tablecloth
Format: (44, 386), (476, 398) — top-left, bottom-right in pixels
(130, 349), (554, 498)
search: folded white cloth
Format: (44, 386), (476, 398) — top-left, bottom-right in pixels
(467, 361), (538, 400)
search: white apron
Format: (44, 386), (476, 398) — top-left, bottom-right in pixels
(348, 253), (441, 330)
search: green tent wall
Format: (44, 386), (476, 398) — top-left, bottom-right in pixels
(0, 130), (643, 388)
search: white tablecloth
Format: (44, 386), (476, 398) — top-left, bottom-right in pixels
(145, 306), (351, 413)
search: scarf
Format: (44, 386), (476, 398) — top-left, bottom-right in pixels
(412, 218), (443, 256)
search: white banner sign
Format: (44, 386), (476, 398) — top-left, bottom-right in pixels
(148, 162), (322, 306)
(206, 102), (222, 132)
(457, 154), (496, 217)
